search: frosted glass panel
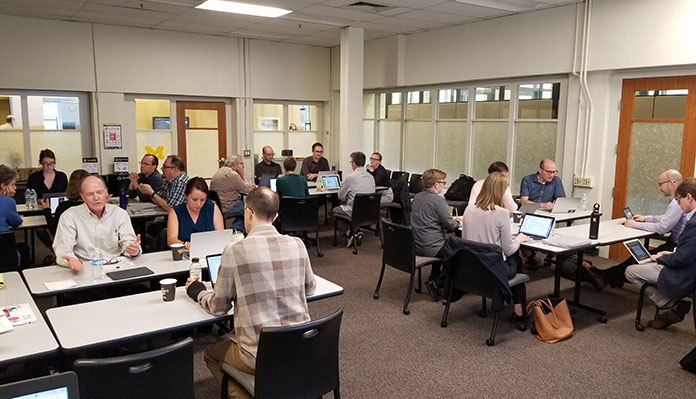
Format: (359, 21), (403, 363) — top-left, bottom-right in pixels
(472, 122), (507, 180)
(254, 132), (283, 159)
(626, 122), (682, 215)
(254, 104), (283, 130)
(28, 96), (80, 130)
(186, 129), (219, 178)
(289, 132), (317, 158)
(0, 131), (25, 167)
(404, 121), (432, 174)
(185, 110), (217, 129)
(362, 120), (375, 154)
(436, 122), (467, 182)
(0, 95), (23, 129)
(513, 122), (557, 195)
(30, 131), (82, 174)
(363, 94), (375, 119)
(289, 105), (317, 131)
(137, 131), (172, 166)
(378, 120), (401, 171)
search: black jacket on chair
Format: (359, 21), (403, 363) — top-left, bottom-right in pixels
(657, 215), (696, 299)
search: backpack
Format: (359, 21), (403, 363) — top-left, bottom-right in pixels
(444, 174), (475, 201)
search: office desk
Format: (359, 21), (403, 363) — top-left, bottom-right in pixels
(23, 251), (188, 298)
(522, 218), (653, 321)
(45, 275), (343, 353)
(16, 204), (43, 215)
(533, 209), (595, 226)
(13, 215), (48, 264)
(127, 201), (168, 219)
(0, 272), (58, 366)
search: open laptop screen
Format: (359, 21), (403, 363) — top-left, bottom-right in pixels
(0, 372), (78, 399)
(49, 196), (68, 215)
(206, 253), (222, 286)
(624, 239), (651, 263)
(321, 175), (340, 189)
(518, 213), (555, 239)
(270, 178), (277, 193)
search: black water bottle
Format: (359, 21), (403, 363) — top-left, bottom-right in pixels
(589, 203), (600, 239)
(119, 188), (127, 210)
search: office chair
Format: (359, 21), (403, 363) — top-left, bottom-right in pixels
(408, 173), (424, 196)
(390, 171), (410, 183)
(221, 309), (343, 399)
(278, 196), (322, 257)
(374, 218), (442, 315)
(333, 192), (382, 254)
(0, 231), (20, 273)
(634, 282), (694, 331)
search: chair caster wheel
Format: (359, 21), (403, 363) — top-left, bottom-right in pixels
(636, 324), (645, 332)
(486, 339), (495, 346)
(440, 321), (448, 328)
(373, 294), (379, 300)
(318, 252), (324, 257)
(479, 312), (487, 318)
(352, 249), (358, 255)
(517, 323), (527, 332)
(403, 309), (410, 315)
(599, 316), (608, 323)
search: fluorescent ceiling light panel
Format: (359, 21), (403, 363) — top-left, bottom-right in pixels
(196, 0), (291, 18)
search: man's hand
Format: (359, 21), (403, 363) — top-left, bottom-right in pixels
(139, 183), (154, 196)
(128, 172), (139, 187)
(624, 219), (635, 228)
(38, 198), (50, 210)
(366, 165), (375, 172)
(185, 277), (195, 288)
(650, 250), (671, 262)
(453, 216), (463, 226)
(633, 214), (646, 222)
(307, 173), (318, 181)
(540, 202), (554, 210)
(124, 234), (141, 256)
(62, 256), (83, 271)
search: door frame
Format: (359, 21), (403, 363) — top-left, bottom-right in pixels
(176, 101), (227, 175)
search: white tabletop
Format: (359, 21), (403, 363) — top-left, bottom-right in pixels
(533, 209), (594, 223)
(127, 201), (168, 218)
(46, 275), (343, 352)
(0, 272), (58, 365)
(13, 215), (48, 230)
(23, 251), (188, 297)
(16, 204), (43, 214)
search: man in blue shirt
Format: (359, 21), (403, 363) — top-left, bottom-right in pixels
(520, 158), (566, 211)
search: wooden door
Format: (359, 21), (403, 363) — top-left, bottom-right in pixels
(176, 101), (226, 180)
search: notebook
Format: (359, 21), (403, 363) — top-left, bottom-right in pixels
(518, 213), (555, 240)
(623, 239), (652, 264)
(320, 174), (341, 190)
(0, 371), (79, 399)
(206, 253), (222, 287)
(106, 266), (154, 280)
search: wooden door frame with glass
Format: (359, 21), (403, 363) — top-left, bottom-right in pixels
(175, 101), (226, 179)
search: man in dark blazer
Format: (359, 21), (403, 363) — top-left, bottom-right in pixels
(626, 177), (696, 329)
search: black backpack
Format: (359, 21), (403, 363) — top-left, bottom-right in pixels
(444, 174), (475, 201)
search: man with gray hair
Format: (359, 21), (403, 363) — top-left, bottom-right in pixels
(211, 155), (255, 232)
(332, 151), (375, 247)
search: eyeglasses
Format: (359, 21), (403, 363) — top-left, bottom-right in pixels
(658, 180), (671, 186)
(675, 195), (682, 202)
(162, 165), (176, 169)
(541, 168), (558, 175)
(437, 180), (447, 185)
(140, 162), (153, 166)
(369, 157), (380, 161)
(264, 153), (275, 156)
(42, 162), (56, 166)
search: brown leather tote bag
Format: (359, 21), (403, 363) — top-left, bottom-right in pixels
(527, 298), (574, 343)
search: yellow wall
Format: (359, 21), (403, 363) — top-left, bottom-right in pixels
(135, 99), (170, 130)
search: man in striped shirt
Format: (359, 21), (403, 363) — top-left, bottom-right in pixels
(186, 187), (316, 399)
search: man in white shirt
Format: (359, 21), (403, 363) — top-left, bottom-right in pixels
(467, 161), (517, 214)
(332, 151), (375, 246)
(54, 176), (141, 270)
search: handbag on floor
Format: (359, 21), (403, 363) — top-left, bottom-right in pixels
(527, 298), (574, 343)
(680, 347), (696, 374)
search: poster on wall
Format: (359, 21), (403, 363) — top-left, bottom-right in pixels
(102, 124), (122, 149)
(82, 157), (99, 174)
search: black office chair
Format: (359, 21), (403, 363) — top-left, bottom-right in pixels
(221, 309), (343, 399)
(374, 218), (442, 315)
(73, 337), (194, 399)
(390, 171), (410, 183)
(209, 190), (242, 229)
(0, 231), (20, 273)
(408, 173), (424, 196)
(634, 282), (694, 331)
(440, 246), (529, 346)
(333, 192), (382, 254)
(278, 196), (322, 257)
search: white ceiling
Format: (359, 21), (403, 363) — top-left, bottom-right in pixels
(0, 0), (583, 47)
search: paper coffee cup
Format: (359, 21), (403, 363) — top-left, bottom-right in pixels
(160, 278), (177, 302)
(171, 243), (184, 261)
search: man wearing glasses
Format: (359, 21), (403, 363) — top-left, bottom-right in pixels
(625, 177), (696, 329)
(254, 146), (282, 184)
(333, 151), (375, 247)
(520, 158), (566, 211)
(366, 152), (393, 203)
(127, 154), (164, 203)
(139, 154), (188, 212)
(300, 142), (330, 182)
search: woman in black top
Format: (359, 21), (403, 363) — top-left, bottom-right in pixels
(39, 169), (90, 236)
(27, 149), (68, 198)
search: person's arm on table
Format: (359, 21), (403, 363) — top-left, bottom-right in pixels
(53, 214), (82, 271)
(139, 184), (171, 211)
(628, 200), (681, 234)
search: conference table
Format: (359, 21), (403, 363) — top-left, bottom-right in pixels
(12, 215), (48, 264)
(0, 272), (58, 367)
(522, 218), (653, 321)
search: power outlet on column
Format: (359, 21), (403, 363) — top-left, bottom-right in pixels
(243, 150), (251, 157)
(573, 177), (592, 188)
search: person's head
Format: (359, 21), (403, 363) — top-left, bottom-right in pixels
(225, 155), (245, 175)
(475, 172), (509, 211)
(311, 143), (324, 161)
(39, 149), (56, 173)
(262, 146), (275, 164)
(657, 169), (683, 197)
(66, 169), (91, 200)
(289, 123), (297, 131)
(80, 175), (109, 215)
(0, 164), (18, 197)
(283, 157), (297, 174)
(674, 177), (696, 213)
(162, 155), (185, 181)
(423, 168), (447, 194)
(5, 115), (13, 125)
(244, 187), (279, 231)
(488, 161), (509, 176)
(537, 159), (558, 183)
(139, 154), (159, 176)
(369, 152), (382, 169)
(184, 177), (209, 213)
(349, 152), (366, 170)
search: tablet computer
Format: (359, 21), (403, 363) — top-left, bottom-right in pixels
(623, 207), (633, 220)
(518, 213), (555, 240)
(623, 239), (651, 264)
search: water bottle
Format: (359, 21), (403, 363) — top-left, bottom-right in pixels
(91, 247), (105, 281)
(581, 193), (588, 211)
(25, 189), (32, 208)
(589, 203), (601, 239)
(189, 257), (202, 282)
(119, 188), (127, 210)
(30, 189), (38, 209)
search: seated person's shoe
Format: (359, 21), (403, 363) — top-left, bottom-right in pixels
(648, 307), (682, 329)
(583, 262), (607, 291)
(525, 255), (541, 271)
(425, 279), (441, 302)
(509, 312), (528, 330)
(675, 300), (692, 321)
(345, 232), (354, 248)
(354, 231), (364, 247)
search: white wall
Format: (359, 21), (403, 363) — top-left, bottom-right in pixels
(363, 36), (400, 89)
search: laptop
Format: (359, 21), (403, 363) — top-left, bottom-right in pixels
(206, 253), (222, 286)
(623, 239), (652, 264)
(190, 230), (239, 267)
(320, 174), (341, 191)
(517, 203), (540, 215)
(259, 174), (274, 187)
(518, 213), (555, 240)
(550, 197), (581, 214)
(0, 371), (79, 399)
(270, 178), (277, 193)
(43, 192), (68, 215)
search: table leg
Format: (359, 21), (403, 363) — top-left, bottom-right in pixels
(30, 228), (36, 264)
(551, 250), (607, 321)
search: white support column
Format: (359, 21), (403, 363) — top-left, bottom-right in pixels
(339, 26), (364, 173)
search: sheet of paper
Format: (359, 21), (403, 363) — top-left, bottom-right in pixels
(45, 279), (77, 291)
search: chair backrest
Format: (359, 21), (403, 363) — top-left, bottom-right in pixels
(279, 196), (319, 233)
(255, 309), (343, 399)
(391, 171), (410, 183)
(450, 245), (504, 299)
(380, 218), (415, 273)
(207, 190), (223, 211)
(73, 337), (194, 399)
(0, 231), (19, 273)
(351, 192), (382, 228)
(408, 173), (424, 194)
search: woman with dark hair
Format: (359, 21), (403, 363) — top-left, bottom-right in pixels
(39, 169), (90, 236)
(167, 177), (223, 249)
(27, 149), (68, 197)
(0, 165), (23, 232)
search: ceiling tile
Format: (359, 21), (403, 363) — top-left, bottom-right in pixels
(73, 10), (165, 26)
(225, 29), (291, 42)
(154, 20), (240, 34)
(164, 8), (268, 26)
(295, 4), (384, 22)
(87, 0), (190, 14)
(375, 0), (449, 9)
(268, 17), (338, 31)
(350, 20), (416, 34)
(396, 9), (475, 24)
(424, 2), (508, 18)
(80, 3), (174, 19)
(371, 16), (443, 29)
(0, 6), (79, 19)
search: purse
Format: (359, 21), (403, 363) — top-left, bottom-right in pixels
(680, 347), (696, 374)
(526, 298), (574, 343)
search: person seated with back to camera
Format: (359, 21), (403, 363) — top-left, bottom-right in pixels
(332, 151), (375, 247)
(210, 155), (255, 233)
(167, 177), (224, 251)
(463, 172), (531, 325)
(0, 165), (23, 271)
(275, 157), (309, 198)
